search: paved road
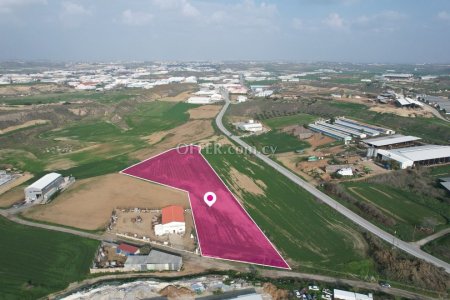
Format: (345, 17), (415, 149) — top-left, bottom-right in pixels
(412, 228), (450, 247)
(215, 93), (450, 274)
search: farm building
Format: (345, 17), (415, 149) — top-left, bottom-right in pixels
(235, 120), (263, 132)
(376, 145), (450, 169)
(382, 73), (413, 82)
(308, 123), (352, 144)
(116, 243), (140, 256)
(124, 249), (182, 271)
(335, 117), (395, 136)
(395, 94), (423, 107)
(315, 121), (367, 139)
(155, 205), (185, 236)
(334, 289), (373, 300)
(363, 134), (422, 157)
(24, 172), (64, 204)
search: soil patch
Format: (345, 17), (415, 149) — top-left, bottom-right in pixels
(188, 105), (221, 119)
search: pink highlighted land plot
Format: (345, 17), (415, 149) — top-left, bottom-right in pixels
(121, 145), (290, 269)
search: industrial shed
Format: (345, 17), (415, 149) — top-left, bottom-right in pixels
(363, 134), (422, 157)
(24, 172), (64, 204)
(124, 249), (182, 271)
(376, 145), (450, 169)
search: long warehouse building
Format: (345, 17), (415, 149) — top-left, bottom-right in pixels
(309, 123), (352, 144)
(363, 134), (422, 157)
(335, 117), (395, 136)
(25, 172), (64, 204)
(376, 145), (450, 169)
(316, 121), (367, 139)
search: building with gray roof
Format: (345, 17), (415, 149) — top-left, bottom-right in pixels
(124, 249), (182, 272)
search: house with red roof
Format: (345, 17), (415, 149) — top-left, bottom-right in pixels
(116, 243), (140, 256)
(155, 205), (185, 236)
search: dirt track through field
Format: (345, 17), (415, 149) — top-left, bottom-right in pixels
(348, 187), (406, 222)
(23, 173), (189, 230)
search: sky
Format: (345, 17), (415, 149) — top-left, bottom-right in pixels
(1, 0), (450, 63)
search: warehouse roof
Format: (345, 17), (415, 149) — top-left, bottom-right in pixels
(125, 249), (182, 266)
(27, 173), (62, 190)
(162, 205), (184, 224)
(388, 145), (450, 162)
(364, 134), (421, 147)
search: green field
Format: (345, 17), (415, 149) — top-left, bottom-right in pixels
(342, 182), (449, 241)
(203, 146), (374, 276)
(423, 234), (450, 263)
(3, 101), (194, 179)
(0, 89), (140, 105)
(0, 217), (99, 299)
(430, 164), (450, 177)
(243, 131), (310, 154)
(263, 113), (318, 129)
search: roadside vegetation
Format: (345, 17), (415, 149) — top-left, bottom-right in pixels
(0, 217), (99, 299)
(422, 234), (450, 263)
(202, 145), (375, 277)
(323, 168), (449, 241)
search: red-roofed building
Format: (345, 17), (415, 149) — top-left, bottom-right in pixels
(155, 205), (185, 236)
(117, 243), (140, 256)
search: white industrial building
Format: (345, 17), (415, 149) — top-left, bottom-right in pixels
(24, 173), (65, 204)
(363, 134), (422, 157)
(382, 73), (414, 82)
(236, 120), (263, 132)
(155, 205), (185, 236)
(334, 289), (373, 300)
(376, 145), (450, 169)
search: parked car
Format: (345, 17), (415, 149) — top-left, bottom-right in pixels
(379, 282), (391, 288)
(294, 290), (301, 298)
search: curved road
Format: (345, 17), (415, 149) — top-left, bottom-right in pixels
(215, 93), (450, 273)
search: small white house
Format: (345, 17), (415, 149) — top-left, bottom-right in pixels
(237, 95), (247, 103)
(155, 205), (185, 236)
(337, 167), (353, 176)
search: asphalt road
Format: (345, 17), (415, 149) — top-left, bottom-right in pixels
(215, 94), (450, 274)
